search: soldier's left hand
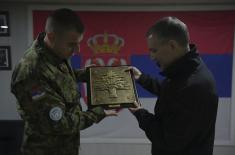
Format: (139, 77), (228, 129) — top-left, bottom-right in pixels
(81, 64), (96, 76)
(85, 64), (96, 69)
(104, 109), (118, 117)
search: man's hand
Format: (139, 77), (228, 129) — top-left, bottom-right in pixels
(126, 66), (142, 80)
(129, 101), (142, 113)
(104, 109), (118, 117)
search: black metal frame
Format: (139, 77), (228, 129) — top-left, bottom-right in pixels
(0, 46), (11, 70)
(0, 11), (10, 36)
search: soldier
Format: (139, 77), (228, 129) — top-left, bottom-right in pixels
(11, 8), (117, 155)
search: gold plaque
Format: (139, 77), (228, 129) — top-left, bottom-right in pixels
(87, 66), (138, 109)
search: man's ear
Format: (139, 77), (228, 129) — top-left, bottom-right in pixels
(47, 32), (56, 43)
(168, 40), (178, 50)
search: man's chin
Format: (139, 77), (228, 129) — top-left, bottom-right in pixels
(156, 62), (161, 68)
(155, 62), (164, 71)
(65, 53), (73, 59)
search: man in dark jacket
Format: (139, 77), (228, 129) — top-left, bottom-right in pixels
(129, 17), (218, 155)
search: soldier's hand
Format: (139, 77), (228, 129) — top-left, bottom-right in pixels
(79, 64), (96, 77)
(125, 66), (142, 80)
(85, 64), (96, 69)
(104, 109), (118, 117)
(84, 64), (96, 72)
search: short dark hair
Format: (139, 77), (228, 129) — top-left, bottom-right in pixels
(146, 17), (189, 47)
(45, 8), (85, 34)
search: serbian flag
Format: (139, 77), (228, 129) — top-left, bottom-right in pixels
(33, 10), (235, 144)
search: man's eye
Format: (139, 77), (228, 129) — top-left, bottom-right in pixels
(150, 49), (158, 53)
(68, 43), (77, 47)
(67, 47), (74, 51)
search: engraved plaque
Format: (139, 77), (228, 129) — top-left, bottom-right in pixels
(87, 66), (138, 109)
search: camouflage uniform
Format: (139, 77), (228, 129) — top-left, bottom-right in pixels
(11, 33), (105, 155)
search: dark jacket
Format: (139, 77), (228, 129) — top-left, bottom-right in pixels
(134, 45), (218, 155)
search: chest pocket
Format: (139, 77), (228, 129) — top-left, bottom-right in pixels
(44, 63), (80, 103)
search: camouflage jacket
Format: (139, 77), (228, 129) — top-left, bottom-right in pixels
(11, 33), (105, 155)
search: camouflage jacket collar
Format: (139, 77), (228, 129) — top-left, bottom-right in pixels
(34, 32), (65, 66)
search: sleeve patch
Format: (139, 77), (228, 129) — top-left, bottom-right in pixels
(49, 107), (63, 121)
(31, 84), (46, 100)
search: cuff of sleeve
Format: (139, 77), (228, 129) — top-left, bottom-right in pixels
(133, 108), (145, 115)
(75, 69), (89, 82)
(133, 108), (148, 121)
(136, 74), (147, 84)
(89, 107), (106, 123)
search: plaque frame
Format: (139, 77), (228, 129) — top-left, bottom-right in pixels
(87, 65), (139, 109)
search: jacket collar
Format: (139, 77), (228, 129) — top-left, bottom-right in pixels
(160, 44), (200, 79)
(34, 32), (65, 66)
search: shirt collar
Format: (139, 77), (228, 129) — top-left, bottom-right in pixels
(160, 44), (200, 79)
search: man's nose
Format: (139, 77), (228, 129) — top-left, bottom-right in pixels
(150, 52), (155, 60)
(76, 45), (80, 53)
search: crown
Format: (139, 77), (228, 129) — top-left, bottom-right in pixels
(87, 32), (124, 54)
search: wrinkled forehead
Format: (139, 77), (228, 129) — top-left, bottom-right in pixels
(147, 33), (160, 41)
(148, 34), (153, 39)
(147, 33), (161, 45)
(147, 33), (169, 47)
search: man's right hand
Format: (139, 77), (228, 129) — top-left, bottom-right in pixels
(129, 101), (142, 113)
(126, 66), (142, 80)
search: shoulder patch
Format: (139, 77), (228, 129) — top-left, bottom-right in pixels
(31, 84), (45, 100)
(49, 107), (63, 121)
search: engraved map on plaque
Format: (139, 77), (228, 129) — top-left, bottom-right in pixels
(88, 66), (138, 108)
